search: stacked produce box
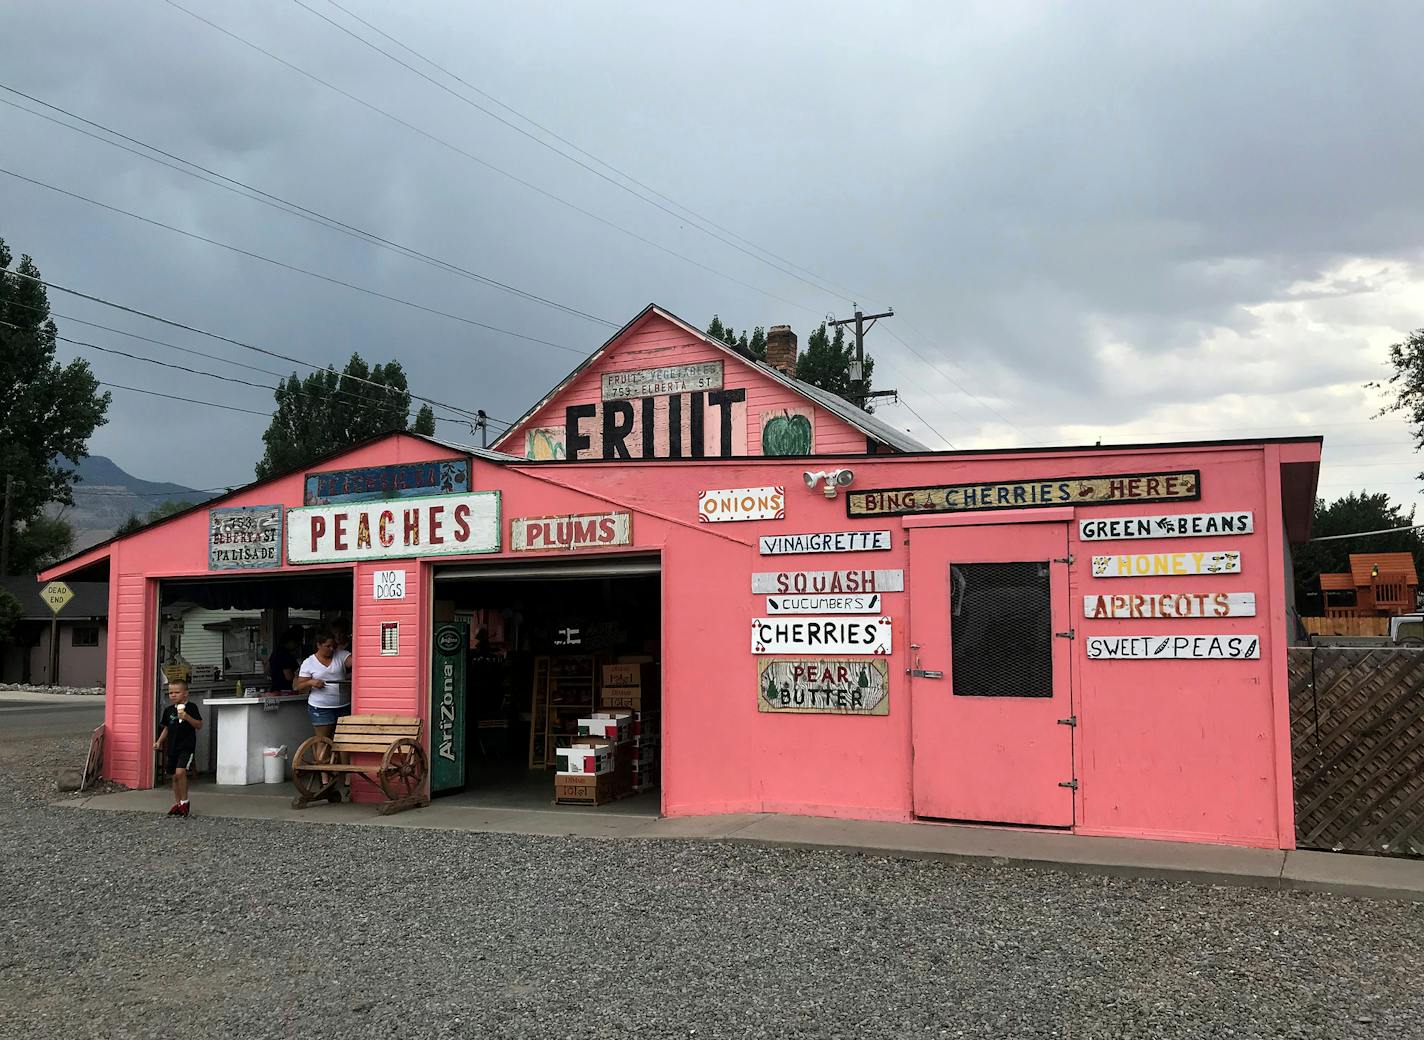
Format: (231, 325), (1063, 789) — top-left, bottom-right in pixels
(552, 658), (660, 805)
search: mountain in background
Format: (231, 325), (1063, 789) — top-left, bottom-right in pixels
(52, 455), (220, 551)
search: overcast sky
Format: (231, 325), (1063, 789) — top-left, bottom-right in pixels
(3, 0), (1422, 504)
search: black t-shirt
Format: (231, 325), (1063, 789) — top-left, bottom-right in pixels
(268, 647), (298, 691)
(158, 701), (202, 749)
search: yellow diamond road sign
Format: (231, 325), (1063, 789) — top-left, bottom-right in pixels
(40, 581), (74, 615)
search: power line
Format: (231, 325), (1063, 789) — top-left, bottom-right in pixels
(0, 166), (590, 357)
(162, 0), (826, 319)
(878, 325), (1034, 442)
(1310, 523), (1424, 542)
(7, 270), (503, 428)
(97, 380), (270, 417)
(0, 86), (620, 329)
(296, 0), (863, 307)
(889, 398), (954, 448)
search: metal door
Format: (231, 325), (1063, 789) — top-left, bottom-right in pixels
(909, 523), (1074, 826)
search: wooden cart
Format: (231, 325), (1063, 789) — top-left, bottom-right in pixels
(291, 714), (429, 815)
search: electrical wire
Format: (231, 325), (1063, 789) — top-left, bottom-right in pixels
(162, 0), (825, 318)
(888, 397), (954, 449)
(97, 380), (270, 416)
(7, 271), (512, 429)
(0, 86), (620, 328)
(296, 0), (863, 308)
(0, 166), (590, 356)
(1310, 524), (1424, 542)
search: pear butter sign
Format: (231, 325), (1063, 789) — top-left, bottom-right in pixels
(758, 658), (889, 715)
(846, 470), (1200, 518)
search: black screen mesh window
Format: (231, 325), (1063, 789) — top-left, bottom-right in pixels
(949, 562), (1053, 698)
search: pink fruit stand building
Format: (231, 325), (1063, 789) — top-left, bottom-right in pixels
(42, 305), (1321, 849)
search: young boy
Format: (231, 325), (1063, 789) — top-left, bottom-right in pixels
(153, 680), (203, 816)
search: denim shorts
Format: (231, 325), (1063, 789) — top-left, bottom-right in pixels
(307, 703), (352, 727)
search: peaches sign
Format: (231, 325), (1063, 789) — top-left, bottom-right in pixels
(286, 491), (501, 564)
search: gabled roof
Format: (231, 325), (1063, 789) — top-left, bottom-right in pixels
(493, 303), (926, 454)
(1318, 573), (1355, 591)
(1349, 553), (1419, 586)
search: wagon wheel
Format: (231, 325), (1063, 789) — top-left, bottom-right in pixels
(291, 736), (338, 801)
(378, 738), (427, 801)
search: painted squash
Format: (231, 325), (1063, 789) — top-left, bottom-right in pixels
(761, 411), (813, 456)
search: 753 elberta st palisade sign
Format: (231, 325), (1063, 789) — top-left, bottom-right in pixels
(286, 492), (500, 564)
(845, 470), (1199, 518)
(209, 505), (283, 570)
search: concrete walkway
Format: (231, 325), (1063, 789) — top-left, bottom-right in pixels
(60, 784), (1424, 902)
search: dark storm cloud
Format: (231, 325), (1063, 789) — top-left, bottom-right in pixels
(1, 0), (1422, 484)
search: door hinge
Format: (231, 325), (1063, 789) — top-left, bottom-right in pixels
(1057, 715), (1077, 727)
(1053, 555), (1074, 565)
(1058, 779), (1079, 790)
(1055, 629), (1075, 639)
(906, 668), (944, 679)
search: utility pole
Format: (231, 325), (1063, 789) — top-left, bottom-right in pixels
(828, 305), (897, 411)
(476, 410), (488, 449)
(0, 474), (13, 576)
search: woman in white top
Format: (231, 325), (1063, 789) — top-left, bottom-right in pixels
(295, 628), (352, 741)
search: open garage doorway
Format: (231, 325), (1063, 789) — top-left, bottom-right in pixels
(432, 556), (661, 814)
(155, 571), (353, 787)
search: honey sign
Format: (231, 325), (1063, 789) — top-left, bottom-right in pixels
(846, 470), (1199, 518)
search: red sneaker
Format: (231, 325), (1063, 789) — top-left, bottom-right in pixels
(166, 802), (182, 816)
(176, 803), (190, 817)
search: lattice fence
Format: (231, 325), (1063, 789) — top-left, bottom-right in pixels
(1290, 647), (1424, 856)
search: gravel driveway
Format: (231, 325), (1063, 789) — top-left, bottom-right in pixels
(2, 729), (1422, 1039)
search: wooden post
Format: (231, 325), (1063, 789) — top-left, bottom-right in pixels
(49, 615), (59, 687)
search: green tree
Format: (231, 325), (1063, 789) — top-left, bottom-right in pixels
(0, 237), (110, 574)
(413, 404), (436, 436)
(0, 586), (21, 645)
(113, 498), (194, 538)
(255, 354), (416, 480)
(797, 322), (875, 410)
(707, 316), (872, 408)
(9, 514), (74, 573)
(1291, 492), (1424, 612)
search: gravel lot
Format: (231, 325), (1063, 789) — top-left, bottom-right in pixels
(3, 728), (1423, 1039)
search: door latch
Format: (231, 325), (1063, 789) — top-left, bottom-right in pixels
(1054, 629), (1075, 639)
(1052, 555), (1075, 565)
(1058, 779), (1079, 790)
(1057, 715), (1077, 727)
(907, 669), (944, 679)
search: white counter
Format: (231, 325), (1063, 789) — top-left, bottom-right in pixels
(202, 694), (312, 785)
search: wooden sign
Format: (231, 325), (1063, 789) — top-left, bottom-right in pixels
(699, 486), (785, 523)
(758, 658), (889, 715)
(758, 530), (892, 555)
(372, 569), (406, 601)
(304, 457), (470, 506)
(209, 505), (282, 571)
(1091, 550), (1241, 578)
(751, 616), (892, 655)
(846, 470), (1199, 518)
(751, 569), (904, 594)
(40, 581), (74, 615)
(286, 491), (500, 564)
(1079, 511), (1254, 541)
(602, 361), (722, 400)
(1086, 634), (1260, 660)
(1084, 592), (1257, 619)
(765, 593), (883, 615)
(511, 511), (632, 551)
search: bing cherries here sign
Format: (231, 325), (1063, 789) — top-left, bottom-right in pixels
(286, 491), (501, 564)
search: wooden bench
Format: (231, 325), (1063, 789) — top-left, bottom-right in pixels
(291, 714), (429, 815)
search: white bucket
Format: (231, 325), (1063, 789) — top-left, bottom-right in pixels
(262, 746), (287, 784)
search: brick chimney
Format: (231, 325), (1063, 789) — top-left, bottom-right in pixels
(765, 325), (797, 377)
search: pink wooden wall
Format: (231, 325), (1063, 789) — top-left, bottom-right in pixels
(51, 427), (1318, 850)
(494, 311), (869, 459)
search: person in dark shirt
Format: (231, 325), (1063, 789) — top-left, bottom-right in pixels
(153, 680), (203, 817)
(268, 627), (301, 692)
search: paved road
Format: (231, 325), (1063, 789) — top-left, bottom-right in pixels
(0, 695), (104, 739)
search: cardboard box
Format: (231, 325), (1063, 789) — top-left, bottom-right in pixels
(603, 663), (643, 688)
(555, 741), (614, 775)
(554, 773), (618, 805)
(599, 687), (647, 710)
(577, 716), (629, 742)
